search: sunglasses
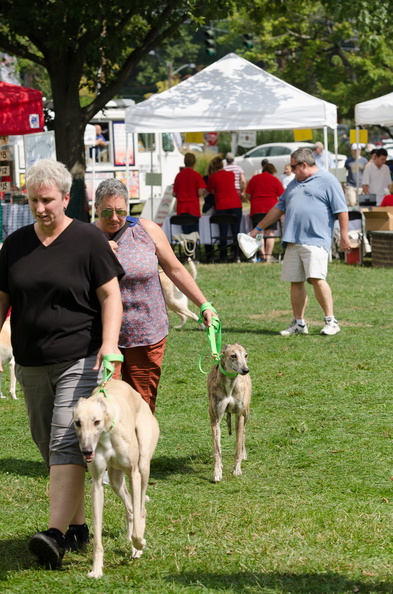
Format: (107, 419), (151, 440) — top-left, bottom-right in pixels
(291, 162), (303, 171)
(100, 208), (127, 218)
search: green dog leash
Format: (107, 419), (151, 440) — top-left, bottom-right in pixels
(98, 354), (124, 430)
(198, 303), (237, 378)
(99, 354), (124, 398)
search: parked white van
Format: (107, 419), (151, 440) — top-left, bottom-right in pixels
(87, 101), (184, 209)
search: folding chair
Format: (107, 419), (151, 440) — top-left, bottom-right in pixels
(169, 214), (200, 261)
(332, 210), (368, 264)
(209, 213), (239, 262)
(358, 194), (376, 208)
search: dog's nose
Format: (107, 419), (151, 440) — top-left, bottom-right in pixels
(82, 450), (93, 456)
(241, 367), (249, 375)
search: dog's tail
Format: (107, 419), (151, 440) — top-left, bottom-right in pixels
(187, 257), (197, 280)
(226, 412), (232, 435)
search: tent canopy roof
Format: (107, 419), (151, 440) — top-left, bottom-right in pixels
(0, 81), (44, 136)
(125, 53), (337, 133)
(355, 91), (393, 127)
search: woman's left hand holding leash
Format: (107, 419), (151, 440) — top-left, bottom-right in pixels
(199, 302), (219, 328)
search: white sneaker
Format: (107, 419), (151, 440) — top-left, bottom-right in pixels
(320, 318), (340, 336)
(280, 319), (309, 336)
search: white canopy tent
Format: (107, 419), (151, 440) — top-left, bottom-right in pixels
(355, 92), (393, 127)
(354, 92), (393, 198)
(125, 53), (338, 163)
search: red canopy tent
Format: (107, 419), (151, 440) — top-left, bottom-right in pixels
(0, 81), (44, 135)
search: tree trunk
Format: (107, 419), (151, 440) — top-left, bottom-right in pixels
(50, 62), (90, 221)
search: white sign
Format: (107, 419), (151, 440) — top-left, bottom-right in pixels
(84, 124), (96, 147)
(24, 131), (56, 170)
(238, 131), (256, 148)
(141, 185), (175, 224)
(29, 113), (40, 129)
(154, 186), (176, 225)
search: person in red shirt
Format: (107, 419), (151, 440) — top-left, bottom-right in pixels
(246, 163), (285, 262)
(381, 183), (393, 206)
(173, 153), (206, 232)
(206, 156), (242, 262)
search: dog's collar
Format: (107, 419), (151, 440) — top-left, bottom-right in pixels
(218, 358), (238, 378)
(98, 386), (116, 429)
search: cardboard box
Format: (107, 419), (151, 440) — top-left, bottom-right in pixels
(362, 207), (393, 231)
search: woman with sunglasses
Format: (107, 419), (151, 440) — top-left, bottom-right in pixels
(94, 178), (217, 414)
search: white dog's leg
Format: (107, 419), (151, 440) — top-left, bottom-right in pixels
(0, 371), (4, 398)
(211, 420), (223, 482)
(233, 414), (246, 476)
(88, 478), (105, 579)
(108, 467), (134, 542)
(173, 313), (188, 329)
(128, 466), (145, 554)
(9, 356), (17, 399)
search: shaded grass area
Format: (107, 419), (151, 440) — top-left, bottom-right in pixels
(1, 260), (393, 593)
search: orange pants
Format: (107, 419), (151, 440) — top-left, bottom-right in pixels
(113, 337), (166, 414)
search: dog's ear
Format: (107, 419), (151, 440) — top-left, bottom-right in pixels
(97, 396), (113, 428)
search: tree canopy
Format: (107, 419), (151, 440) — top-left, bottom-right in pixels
(1, 0), (392, 189)
(0, 0), (239, 180)
(220, 0), (393, 120)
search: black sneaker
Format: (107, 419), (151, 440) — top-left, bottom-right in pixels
(29, 528), (65, 569)
(64, 523), (89, 552)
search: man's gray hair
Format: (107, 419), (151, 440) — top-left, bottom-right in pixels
(25, 158), (72, 198)
(95, 178), (128, 206)
(291, 148), (315, 166)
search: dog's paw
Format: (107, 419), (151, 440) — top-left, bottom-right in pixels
(233, 465), (242, 476)
(88, 569), (103, 579)
(132, 547), (144, 559)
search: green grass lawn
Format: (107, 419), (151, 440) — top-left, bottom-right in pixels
(1, 259), (393, 593)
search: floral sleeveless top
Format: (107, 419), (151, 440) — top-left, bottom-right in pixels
(98, 217), (169, 348)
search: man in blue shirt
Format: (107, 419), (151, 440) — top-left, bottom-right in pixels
(250, 148), (351, 336)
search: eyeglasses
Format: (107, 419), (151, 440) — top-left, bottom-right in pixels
(291, 162), (303, 171)
(100, 208), (127, 218)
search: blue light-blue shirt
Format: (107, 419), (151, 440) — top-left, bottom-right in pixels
(277, 169), (347, 252)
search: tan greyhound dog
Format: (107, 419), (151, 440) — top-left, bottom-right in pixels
(0, 317), (16, 399)
(207, 344), (252, 483)
(73, 378), (159, 578)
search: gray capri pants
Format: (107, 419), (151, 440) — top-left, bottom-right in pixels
(16, 355), (101, 468)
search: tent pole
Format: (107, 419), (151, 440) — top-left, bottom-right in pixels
(91, 151), (95, 221)
(323, 126), (328, 169)
(355, 126), (360, 199)
(231, 131), (237, 154)
(126, 131), (130, 214)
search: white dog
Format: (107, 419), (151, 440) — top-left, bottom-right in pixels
(0, 318), (16, 399)
(73, 378), (159, 578)
(159, 259), (204, 330)
(207, 344), (252, 483)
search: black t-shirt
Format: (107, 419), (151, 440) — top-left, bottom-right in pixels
(0, 219), (124, 366)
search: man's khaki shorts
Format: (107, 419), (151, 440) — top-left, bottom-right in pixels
(281, 243), (329, 282)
